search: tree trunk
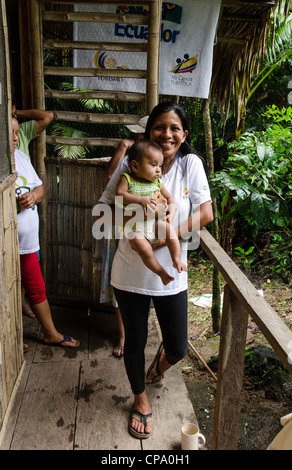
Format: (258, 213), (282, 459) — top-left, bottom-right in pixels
(203, 98), (221, 333)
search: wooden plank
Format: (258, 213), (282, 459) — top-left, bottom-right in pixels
(41, 0), (155, 4)
(44, 66), (147, 79)
(75, 359), (141, 450)
(42, 11), (149, 25)
(52, 111), (142, 124)
(75, 310), (141, 449)
(44, 39), (148, 53)
(199, 228), (292, 373)
(142, 365), (196, 450)
(10, 361), (80, 450)
(46, 135), (121, 147)
(212, 285), (248, 450)
(45, 89), (145, 101)
(86, 312), (196, 450)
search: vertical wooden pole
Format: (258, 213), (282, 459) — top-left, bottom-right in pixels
(2, 0), (13, 172)
(18, 0), (32, 109)
(146, 0), (161, 114)
(28, 0), (47, 279)
(212, 284), (248, 450)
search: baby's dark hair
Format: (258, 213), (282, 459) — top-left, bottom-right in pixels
(128, 138), (162, 164)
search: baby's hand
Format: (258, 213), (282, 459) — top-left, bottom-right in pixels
(139, 196), (157, 217)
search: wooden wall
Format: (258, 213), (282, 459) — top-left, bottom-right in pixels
(45, 157), (110, 307)
(0, 176), (23, 433)
(0, 0), (23, 435)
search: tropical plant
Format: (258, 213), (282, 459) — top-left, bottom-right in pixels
(210, 106), (292, 245)
(51, 122), (89, 159)
(237, 12), (292, 135)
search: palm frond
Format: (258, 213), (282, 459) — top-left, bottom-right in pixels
(51, 122), (89, 159)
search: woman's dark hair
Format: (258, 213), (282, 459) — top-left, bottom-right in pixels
(144, 101), (207, 173)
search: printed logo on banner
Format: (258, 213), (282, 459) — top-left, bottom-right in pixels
(93, 50), (128, 70)
(169, 53), (197, 73)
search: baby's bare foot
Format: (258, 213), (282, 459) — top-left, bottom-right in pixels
(160, 272), (174, 285)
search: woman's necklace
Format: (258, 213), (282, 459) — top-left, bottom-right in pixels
(162, 155), (176, 175)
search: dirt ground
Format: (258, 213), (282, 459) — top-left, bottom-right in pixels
(180, 256), (292, 450)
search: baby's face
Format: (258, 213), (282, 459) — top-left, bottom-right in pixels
(135, 149), (163, 182)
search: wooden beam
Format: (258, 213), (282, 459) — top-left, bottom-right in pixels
(212, 285), (248, 450)
(222, 0), (275, 6)
(52, 111), (142, 124)
(43, 39), (148, 53)
(217, 36), (246, 45)
(45, 89), (145, 102)
(40, 0), (155, 4)
(199, 228), (292, 373)
(46, 136), (120, 147)
(42, 11), (149, 25)
(44, 66), (147, 79)
(222, 13), (261, 22)
(146, 0), (161, 114)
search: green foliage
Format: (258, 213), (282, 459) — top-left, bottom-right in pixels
(210, 106), (292, 240)
(234, 246), (255, 271)
(268, 231), (292, 276)
(244, 346), (288, 387)
(51, 122), (89, 159)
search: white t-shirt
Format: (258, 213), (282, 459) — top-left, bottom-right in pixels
(14, 149), (43, 254)
(99, 153), (211, 296)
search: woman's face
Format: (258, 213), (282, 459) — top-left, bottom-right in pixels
(12, 118), (19, 151)
(149, 110), (188, 160)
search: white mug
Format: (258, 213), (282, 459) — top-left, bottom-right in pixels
(181, 423), (206, 450)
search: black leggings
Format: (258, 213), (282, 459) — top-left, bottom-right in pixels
(113, 288), (188, 395)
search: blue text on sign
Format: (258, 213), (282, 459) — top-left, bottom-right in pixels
(114, 23), (180, 43)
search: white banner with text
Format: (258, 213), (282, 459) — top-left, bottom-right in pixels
(73, 1), (221, 98)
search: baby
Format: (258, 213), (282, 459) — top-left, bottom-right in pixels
(115, 139), (187, 285)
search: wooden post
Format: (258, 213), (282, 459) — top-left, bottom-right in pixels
(28, 0), (47, 279)
(212, 284), (248, 450)
(146, 0), (161, 114)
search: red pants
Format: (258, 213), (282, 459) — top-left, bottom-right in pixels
(20, 252), (47, 305)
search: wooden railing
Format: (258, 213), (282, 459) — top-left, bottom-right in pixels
(199, 228), (292, 450)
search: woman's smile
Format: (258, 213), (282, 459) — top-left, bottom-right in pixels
(149, 110), (188, 160)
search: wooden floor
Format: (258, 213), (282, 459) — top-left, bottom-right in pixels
(0, 305), (196, 451)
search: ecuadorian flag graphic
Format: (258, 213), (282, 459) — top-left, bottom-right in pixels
(169, 54), (198, 74)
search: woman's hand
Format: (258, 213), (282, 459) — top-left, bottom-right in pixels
(17, 185), (44, 210)
(17, 191), (37, 210)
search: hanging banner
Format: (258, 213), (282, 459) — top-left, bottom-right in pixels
(73, 1), (221, 99)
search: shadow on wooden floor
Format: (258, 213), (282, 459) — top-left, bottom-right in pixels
(0, 305), (196, 451)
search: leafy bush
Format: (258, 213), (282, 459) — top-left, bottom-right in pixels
(210, 107), (292, 240)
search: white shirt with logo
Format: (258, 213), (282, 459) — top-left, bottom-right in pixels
(99, 153), (211, 296)
(14, 149), (42, 254)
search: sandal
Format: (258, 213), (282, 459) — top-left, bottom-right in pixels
(44, 335), (80, 348)
(128, 409), (152, 439)
(146, 342), (164, 383)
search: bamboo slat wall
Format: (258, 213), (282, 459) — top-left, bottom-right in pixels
(0, 176), (23, 432)
(0, 0), (23, 435)
(45, 157), (110, 307)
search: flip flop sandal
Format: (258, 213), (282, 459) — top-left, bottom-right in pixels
(146, 342), (164, 383)
(44, 335), (80, 348)
(128, 409), (152, 439)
